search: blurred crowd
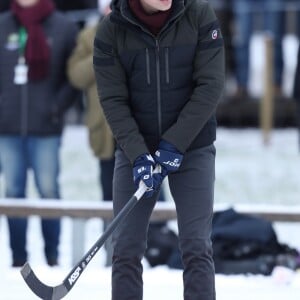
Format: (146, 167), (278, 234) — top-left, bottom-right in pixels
(1, 1), (300, 100)
(213, 0), (300, 99)
(0, 0), (299, 268)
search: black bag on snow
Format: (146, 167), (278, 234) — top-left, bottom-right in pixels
(212, 208), (300, 275)
(144, 209), (300, 275)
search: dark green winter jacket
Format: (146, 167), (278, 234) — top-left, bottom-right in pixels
(0, 11), (78, 136)
(93, 0), (225, 163)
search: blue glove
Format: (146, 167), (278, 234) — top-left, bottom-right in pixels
(154, 140), (183, 176)
(133, 153), (156, 197)
(151, 166), (167, 191)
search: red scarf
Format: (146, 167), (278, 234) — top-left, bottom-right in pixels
(11, 0), (55, 80)
(128, 0), (171, 36)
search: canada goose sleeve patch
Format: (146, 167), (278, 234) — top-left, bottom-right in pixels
(197, 20), (223, 51)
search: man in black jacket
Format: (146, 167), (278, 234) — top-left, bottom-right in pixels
(93, 0), (224, 299)
(0, 0), (78, 267)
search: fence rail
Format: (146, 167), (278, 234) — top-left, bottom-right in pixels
(1, 199), (300, 222)
(1, 199), (300, 265)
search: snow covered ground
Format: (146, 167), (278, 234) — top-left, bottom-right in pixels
(2, 264), (300, 300)
(0, 126), (300, 299)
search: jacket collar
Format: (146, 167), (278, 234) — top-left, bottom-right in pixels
(110, 0), (189, 37)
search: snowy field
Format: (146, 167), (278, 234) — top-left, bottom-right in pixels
(1, 125), (300, 300)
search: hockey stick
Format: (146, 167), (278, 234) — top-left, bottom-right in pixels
(20, 182), (148, 300)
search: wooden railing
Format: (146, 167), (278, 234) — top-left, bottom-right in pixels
(1, 199), (300, 265)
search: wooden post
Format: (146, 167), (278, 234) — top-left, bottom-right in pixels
(260, 34), (274, 146)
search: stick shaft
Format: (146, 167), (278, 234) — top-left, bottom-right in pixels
(21, 184), (147, 299)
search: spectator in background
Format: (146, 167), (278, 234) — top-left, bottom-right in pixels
(53, 0), (98, 28)
(1, 0), (99, 13)
(231, 0), (284, 99)
(288, 0), (300, 37)
(291, 0), (300, 148)
(293, 44), (300, 150)
(211, 0), (236, 98)
(211, 0), (235, 76)
(67, 0), (115, 266)
(0, 0), (78, 267)
(53, 0), (98, 11)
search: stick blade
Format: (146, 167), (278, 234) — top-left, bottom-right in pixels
(20, 262), (68, 300)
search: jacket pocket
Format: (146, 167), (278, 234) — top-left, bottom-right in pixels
(165, 47), (170, 84)
(145, 48), (151, 85)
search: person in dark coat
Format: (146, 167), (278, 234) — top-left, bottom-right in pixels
(231, 0), (284, 98)
(0, 0), (78, 267)
(293, 43), (300, 150)
(93, 0), (225, 299)
(67, 0), (116, 267)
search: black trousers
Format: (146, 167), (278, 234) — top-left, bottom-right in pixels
(112, 144), (216, 300)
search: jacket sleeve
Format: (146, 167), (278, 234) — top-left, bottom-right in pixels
(67, 27), (96, 90)
(93, 18), (149, 164)
(162, 2), (225, 153)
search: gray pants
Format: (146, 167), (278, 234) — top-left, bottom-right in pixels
(112, 144), (216, 300)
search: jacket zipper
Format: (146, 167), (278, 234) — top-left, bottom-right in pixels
(116, 10), (163, 136)
(155, 39), (162, 136)
(119, 8), (185, 137)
